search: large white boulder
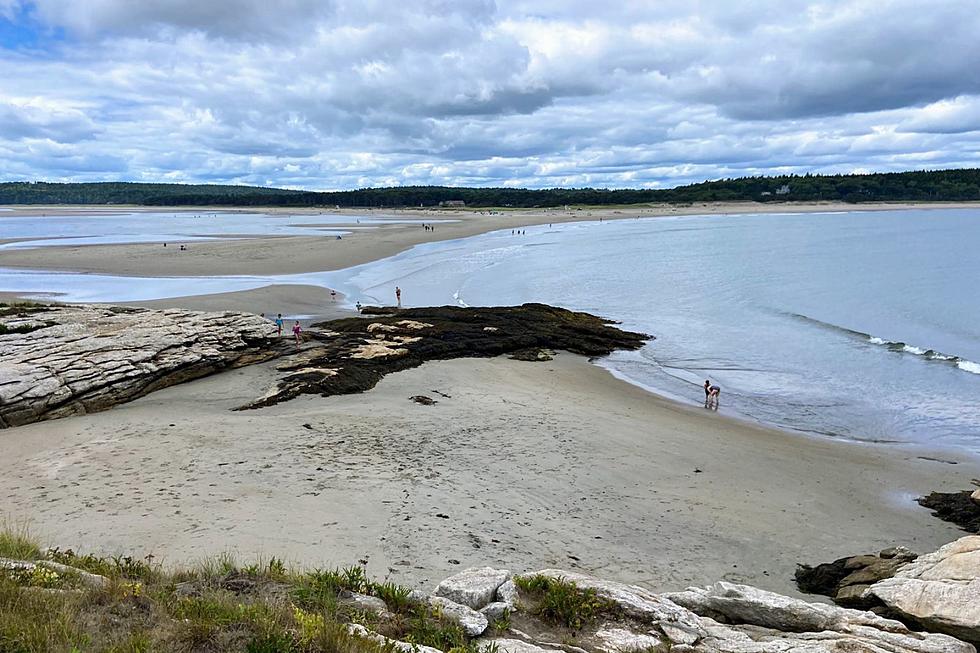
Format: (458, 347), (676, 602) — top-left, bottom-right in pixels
(429, 595), (489, 637)
(869, 536), (980, 646)
(435, 566), (512, 610)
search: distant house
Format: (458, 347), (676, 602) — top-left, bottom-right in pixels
(439, 200), (466, 207)
(775, 184), (791, 195)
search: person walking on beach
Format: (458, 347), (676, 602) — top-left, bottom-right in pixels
(395, 286), (402, 308)
(275, 313), (284, 336)
(704, 380), (711, 406)
(331, 289), (337, 301)
(292, 321), (303, 345)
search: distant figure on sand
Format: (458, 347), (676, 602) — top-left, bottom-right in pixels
(275, 313), (284, 336)
(292, 321), (302, 345)
(331, 289), (337, 301)
(395, 286), (402, 308)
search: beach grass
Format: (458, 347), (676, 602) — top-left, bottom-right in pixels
(513, 574), (621, 632)
(0, 520), (41, 560)
(0, 529), (505, 653)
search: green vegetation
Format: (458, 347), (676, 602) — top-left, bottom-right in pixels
(513, 575), (620, 632)
(0, 529), (498, 653)
(3, 168), (980, 208)
(0, 521), (41, 560)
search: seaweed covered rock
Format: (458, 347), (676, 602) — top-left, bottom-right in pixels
(240, 304), (649, 410)
(1, 304), (285, 427)
(918, 490), (980, 533)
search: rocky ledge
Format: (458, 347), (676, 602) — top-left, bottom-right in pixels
(797, 535), (980, 648)
(0, 304), (284, 427)
(241, 304), (649, 410)
(341, 557), (977, 653)
(350, 536), (978, 653)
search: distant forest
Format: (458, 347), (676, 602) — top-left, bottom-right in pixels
(2, 169), (980, 208)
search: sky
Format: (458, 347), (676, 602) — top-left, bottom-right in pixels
(0, 0), (978, 190)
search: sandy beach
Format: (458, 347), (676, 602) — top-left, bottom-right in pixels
(1, 351), (973, 597)
(1, 201), (977, 599)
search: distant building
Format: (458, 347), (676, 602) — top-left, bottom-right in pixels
(760, 191), (772, 197)
(439, 200), (466, 207)
(775, 184), (791, 195)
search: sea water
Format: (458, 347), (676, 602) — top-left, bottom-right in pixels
(330, 209), (980, 454)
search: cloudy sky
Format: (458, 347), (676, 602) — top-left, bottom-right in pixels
(1, 1), (978, 190)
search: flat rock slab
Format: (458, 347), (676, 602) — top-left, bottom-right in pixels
(594, 627), (664, 652)
(0, 304), (283, 427)
(435, 566), (512, 610)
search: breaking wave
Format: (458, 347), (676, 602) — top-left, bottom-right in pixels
(789, 313), (980, 375)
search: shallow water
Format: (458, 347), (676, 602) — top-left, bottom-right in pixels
(0, 210), (437, 249)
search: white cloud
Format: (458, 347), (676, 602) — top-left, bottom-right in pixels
(0, 0), (978, 188)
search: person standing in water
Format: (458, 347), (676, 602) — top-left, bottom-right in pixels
(395, 286), (402, 308)
(706, 382), (721, 409)
(704, 380), (711, 407)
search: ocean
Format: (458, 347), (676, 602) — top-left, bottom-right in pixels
(2, 207), (978, 454)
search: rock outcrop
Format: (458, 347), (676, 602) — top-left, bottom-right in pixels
(795, 546), (918, 609)
(435, 566), (513, 610)
(797, 535), (980, 647)
(868, 536), (980, 647)
(0, 304), (284, 427)
(241, 304), (649, 410)
(414, 565), (975, 653)
(918, 489), (980, 533)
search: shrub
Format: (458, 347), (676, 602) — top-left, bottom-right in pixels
(513, 574), (619, 631)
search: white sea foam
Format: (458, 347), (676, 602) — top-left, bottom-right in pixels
(868, 336), (887, 345)
(958, 360), (980, 375)
(902, 345), (927, 355)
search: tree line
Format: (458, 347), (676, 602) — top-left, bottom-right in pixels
(2, 169), (979, 208)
